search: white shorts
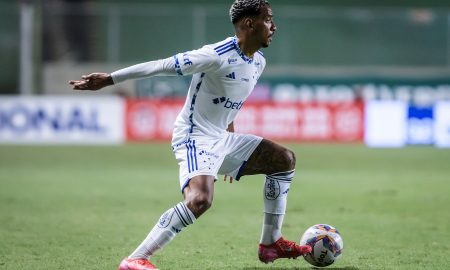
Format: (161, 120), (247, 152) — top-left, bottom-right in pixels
(172, 132), (262, 191)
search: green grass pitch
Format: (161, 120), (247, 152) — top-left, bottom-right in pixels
(1, 143), (449, 269)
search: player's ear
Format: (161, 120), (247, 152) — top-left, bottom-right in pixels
(243, 17), (254, 30)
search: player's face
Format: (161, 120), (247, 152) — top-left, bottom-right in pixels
(253, 6), (277, 48)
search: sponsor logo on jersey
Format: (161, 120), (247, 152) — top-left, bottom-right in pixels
(183, 53), (193, 66)
(212, 96), (244, 110)
(228, 58), (238, 65)
(225, 72), (236, 79)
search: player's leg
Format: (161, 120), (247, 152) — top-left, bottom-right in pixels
(128, 175), (214, 258)
(239, 139), (312, 263)
(119, 175), (214, 270)
(240, 138), (295, 176)
(241, 139), (294, 244)
(120, 136), (224, 270)
(183, 175), (215, 218)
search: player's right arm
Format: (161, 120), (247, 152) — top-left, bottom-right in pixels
(69, 45), (220, 91)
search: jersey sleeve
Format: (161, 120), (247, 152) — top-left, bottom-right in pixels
(111, 57), (177, 84)
(173, 45), (221, 76)
(111, 45), (220, 84)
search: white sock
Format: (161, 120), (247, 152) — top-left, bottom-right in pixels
(260, 170), (294, 245)
(129, 202), (196, 259)
(260, 213), (284, 245)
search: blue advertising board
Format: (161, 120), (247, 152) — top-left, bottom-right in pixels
(407, 106), (434, 145)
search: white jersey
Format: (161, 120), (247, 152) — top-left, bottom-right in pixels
(172, 36), (266, 144)
(111, 36), (266, 145)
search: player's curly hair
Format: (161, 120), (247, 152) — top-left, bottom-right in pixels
(229, 0), (271, 24)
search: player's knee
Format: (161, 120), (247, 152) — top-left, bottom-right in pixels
(280, 149), (296, 171)
(187, 194), (213, 217)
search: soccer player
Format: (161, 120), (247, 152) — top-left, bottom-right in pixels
(69, 1), (311, 269)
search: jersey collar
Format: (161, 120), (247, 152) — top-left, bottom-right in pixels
(232, 36), (253, 64)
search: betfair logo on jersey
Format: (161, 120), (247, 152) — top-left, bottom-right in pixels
(183, 53), (192, 66)
(212, 96), (244, 110)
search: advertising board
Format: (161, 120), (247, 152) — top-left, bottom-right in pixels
(125, 99), (364, 142)
(0, 96), (125, 144)
(434, 101), (450, 148)
(364, 101), (408, 147)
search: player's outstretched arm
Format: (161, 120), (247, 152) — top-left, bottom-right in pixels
(69, 72), (114, 91)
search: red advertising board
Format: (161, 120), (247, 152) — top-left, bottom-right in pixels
(125, 99), (182, 141)
(125, 99), (364, 142)
(234, 102), (364, 142)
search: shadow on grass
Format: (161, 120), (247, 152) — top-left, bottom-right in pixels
(242, 267), (359, 270)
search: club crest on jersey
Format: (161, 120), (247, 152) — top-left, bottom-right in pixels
(198, 150), (220, 159)
(212, 96), (244, 110)
(158, 209), (175, 228)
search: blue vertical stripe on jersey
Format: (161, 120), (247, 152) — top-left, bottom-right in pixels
(188, 113), (195, 134)
(185, 140), (198, 174)
(192, 140), (198, 170)
(174, 55), (183, 75)
(188, 141), (195, 173)
(186, 141), (192, 173)
(188, 73), (205, 134)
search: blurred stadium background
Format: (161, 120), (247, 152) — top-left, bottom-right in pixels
(1, 1), (450, 269)
(1, 0), (450, 146)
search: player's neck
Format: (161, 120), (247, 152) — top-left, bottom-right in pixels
(236, 36), (259, 58)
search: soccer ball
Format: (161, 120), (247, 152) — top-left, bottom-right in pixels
(300, 224), (343, 267)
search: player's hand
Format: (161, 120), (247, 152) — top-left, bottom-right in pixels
(223, 175), (234, 183)
(69, 73), (114, 91)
